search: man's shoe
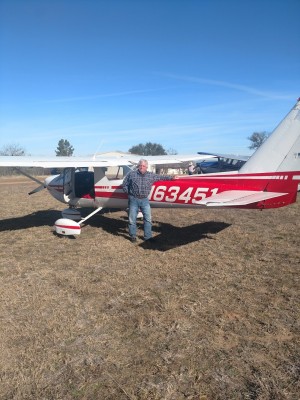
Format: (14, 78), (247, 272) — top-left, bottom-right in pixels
(130, 237), (137, 243)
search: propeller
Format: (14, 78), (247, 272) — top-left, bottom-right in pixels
(28, 184), (46, 195)
(14, 168), (48, 195)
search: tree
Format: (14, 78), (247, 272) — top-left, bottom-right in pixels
(0, 143), (26, 156)
(128, 142), (167, 156)
(55, 139), (74, 156)
(248, 131), (269, 151)
(166, 147), (178, 155)
(0, 144), (28, 176)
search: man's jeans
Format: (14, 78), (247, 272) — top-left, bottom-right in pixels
(128, 195), (152, 240)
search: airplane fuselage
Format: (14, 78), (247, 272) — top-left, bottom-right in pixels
(46, 168), (300, 211)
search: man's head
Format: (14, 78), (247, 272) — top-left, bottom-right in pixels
(138, 159), (148, 174)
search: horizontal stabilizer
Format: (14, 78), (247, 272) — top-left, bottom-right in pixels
(199, 190), (287, 207)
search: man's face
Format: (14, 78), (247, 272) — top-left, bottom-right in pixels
(138, 162), (148, 174)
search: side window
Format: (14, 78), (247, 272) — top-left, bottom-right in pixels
(106, 166), (132, 180)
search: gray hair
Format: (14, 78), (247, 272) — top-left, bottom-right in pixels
(138, 159), (148, 167)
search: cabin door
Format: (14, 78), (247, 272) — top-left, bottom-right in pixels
(63, 168), (75, 202)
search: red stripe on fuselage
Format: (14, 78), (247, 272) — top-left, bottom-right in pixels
(94, 185), (127, 199)
(48, 185), (63, 192)
(95, 190), (128, 199)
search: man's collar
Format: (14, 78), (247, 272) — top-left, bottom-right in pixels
(137, 169), (148, 175)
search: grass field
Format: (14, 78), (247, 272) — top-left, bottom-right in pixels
(0, 177), (299, 399)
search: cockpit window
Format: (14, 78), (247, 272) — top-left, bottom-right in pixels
(105, 165), (132, 180)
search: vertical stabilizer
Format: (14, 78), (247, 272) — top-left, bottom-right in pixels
(239, 99), (300, 173)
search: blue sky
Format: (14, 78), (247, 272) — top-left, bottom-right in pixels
(0, 0), (299, 157)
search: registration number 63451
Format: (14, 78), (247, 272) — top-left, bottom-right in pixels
(149, 185), (218, 204)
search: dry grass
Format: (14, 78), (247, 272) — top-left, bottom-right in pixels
(0, 177), (299, 399)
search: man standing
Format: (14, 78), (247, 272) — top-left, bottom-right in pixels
(122, 159), (174, 243)
(188, 162), (195, 175)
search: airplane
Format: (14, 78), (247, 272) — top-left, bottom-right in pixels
(0, 98), (299, 236)
(0, 153), (215, 235)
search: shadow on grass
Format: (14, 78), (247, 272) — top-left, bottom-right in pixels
(89, 214), (231, 251)
(0, 208), (119, 233)
(0, 210), (62, 231)
(0, 210), (230, 250)
(142, 220), (231, 251)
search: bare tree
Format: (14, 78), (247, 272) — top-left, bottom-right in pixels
(0, 144), (27, 176)
(166, 147), (178, 155)
(0, 143), (26, 156)
(248, 132), (269, 150)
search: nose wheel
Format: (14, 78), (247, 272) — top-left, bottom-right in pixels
(54, 206), (103, 236)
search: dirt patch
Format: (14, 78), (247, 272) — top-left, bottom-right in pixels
(0, 180), (299, 399)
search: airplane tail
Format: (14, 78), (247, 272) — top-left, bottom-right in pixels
(239, 98), (300, 174)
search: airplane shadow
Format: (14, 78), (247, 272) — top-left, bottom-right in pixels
(0, 210), (230, 251)
(0, 210), (62, 232)
(89, 214), (231, 251)
(0, 208), (121, 233)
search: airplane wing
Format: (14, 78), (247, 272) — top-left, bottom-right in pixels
(199, 190), (288, 207)
(0, 154), (216, 168)
(0, 156), (129, 168)
(126, 154), (216, 165)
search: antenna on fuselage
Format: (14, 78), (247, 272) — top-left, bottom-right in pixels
(92, 140), (104, 160)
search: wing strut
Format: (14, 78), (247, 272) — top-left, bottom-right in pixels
(78, 206), (103, 225)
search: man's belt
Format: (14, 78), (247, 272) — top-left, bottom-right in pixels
(135, 195), (147, 199)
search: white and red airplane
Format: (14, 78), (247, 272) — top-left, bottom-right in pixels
(0, 98), (300, 236)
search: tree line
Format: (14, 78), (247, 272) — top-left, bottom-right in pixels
(0, 132), (268, 158)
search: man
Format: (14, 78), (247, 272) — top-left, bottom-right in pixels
(188, 162), (195, 175)
(122, 159), (174, 243)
